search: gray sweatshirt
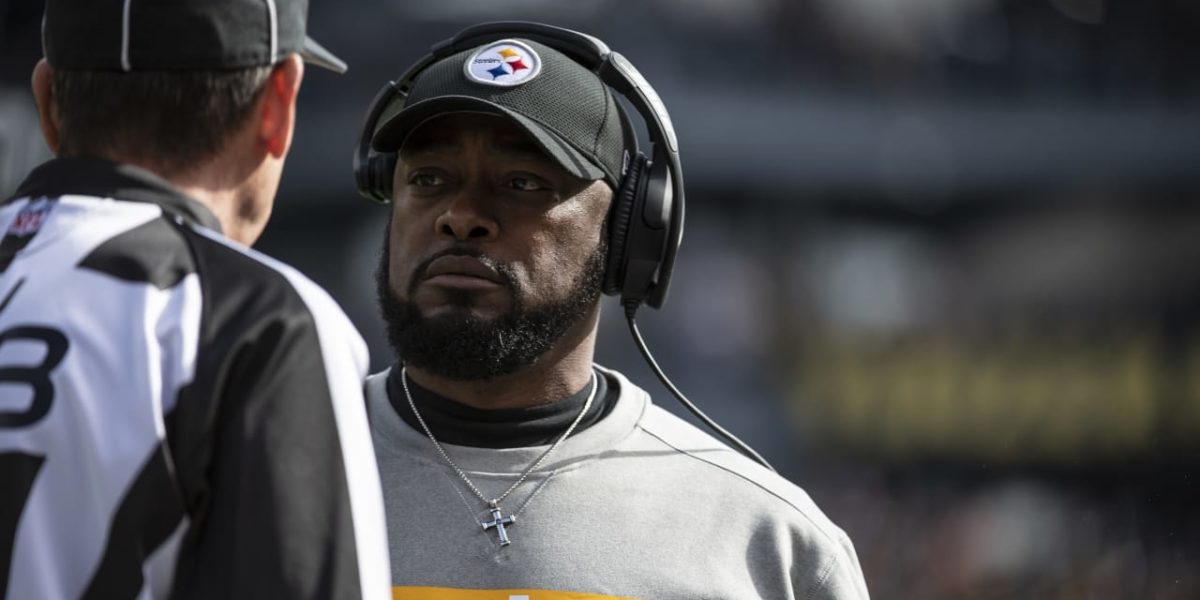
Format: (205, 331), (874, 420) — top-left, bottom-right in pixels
(366, 366), (870, 600)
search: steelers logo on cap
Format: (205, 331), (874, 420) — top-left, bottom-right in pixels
(464, 40), (542, 87)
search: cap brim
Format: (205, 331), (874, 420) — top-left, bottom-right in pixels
(371, 96), (607, 183)
(301, 37), (347, 74)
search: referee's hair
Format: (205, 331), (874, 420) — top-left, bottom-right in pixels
(52, 66), (272, 176)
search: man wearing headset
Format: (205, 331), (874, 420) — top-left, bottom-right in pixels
(361, 23), (869, 599)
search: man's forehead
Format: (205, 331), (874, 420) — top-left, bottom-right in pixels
(399, 113), (548, 161)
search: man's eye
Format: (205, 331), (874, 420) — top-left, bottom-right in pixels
(409, 172), (444, 187)
(508, 176), (545, 191)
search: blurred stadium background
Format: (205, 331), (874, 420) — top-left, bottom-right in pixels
(3, 1), (1198, 597)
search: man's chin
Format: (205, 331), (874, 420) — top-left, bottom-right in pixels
(387, 307), (529, 382)
(417, 302), (508, 324)
(412, 287), (512, 319)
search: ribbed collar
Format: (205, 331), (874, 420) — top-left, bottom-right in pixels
(5, 157), (222, 233)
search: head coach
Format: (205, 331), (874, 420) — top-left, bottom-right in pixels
(356, 21), (869, 599)
(0, 1), (390, 598)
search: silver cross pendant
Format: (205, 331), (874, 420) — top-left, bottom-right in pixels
(481, 505), (517, 546)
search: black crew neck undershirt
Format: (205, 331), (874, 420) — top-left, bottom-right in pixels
(386, 365), (618, 449)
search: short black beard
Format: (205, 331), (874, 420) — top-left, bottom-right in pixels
(376, 238), (606, 382)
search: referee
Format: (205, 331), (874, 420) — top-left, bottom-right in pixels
(0, 1), (389, 598)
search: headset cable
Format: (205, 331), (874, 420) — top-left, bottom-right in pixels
(624, 301), (776, 472)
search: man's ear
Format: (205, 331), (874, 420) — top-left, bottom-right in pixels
(31, 59), (61, 155)
(258, 54), (304, 159)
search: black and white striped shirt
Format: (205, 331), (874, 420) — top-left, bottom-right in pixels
(0, 158), (390, 599)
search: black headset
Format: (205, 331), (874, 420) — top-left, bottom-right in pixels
(353, 21), (684, 311)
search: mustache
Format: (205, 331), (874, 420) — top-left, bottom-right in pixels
(407, 247), (516, 296)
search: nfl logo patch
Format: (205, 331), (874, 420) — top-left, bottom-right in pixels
(9, 199), (55, 237)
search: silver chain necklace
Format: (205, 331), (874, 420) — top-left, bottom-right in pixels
(399, 366), (598, 546)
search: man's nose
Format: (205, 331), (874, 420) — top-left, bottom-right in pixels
(433, 188), (498, 242)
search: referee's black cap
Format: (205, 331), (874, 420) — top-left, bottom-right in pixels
(42, 0), (347, 74)
(370, 38), (633, 190)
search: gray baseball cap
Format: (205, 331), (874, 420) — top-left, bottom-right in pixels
(43, 0), (346, 74)
(371, 38), (633, 189)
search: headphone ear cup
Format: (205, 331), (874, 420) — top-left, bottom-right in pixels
(604, 154), (647, 296)
(370, 153), (397, 202)
(355, 81), (406, 204)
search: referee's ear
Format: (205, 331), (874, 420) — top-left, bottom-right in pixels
(258, 54), (305, 159)
(31, 59), (61, 155)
